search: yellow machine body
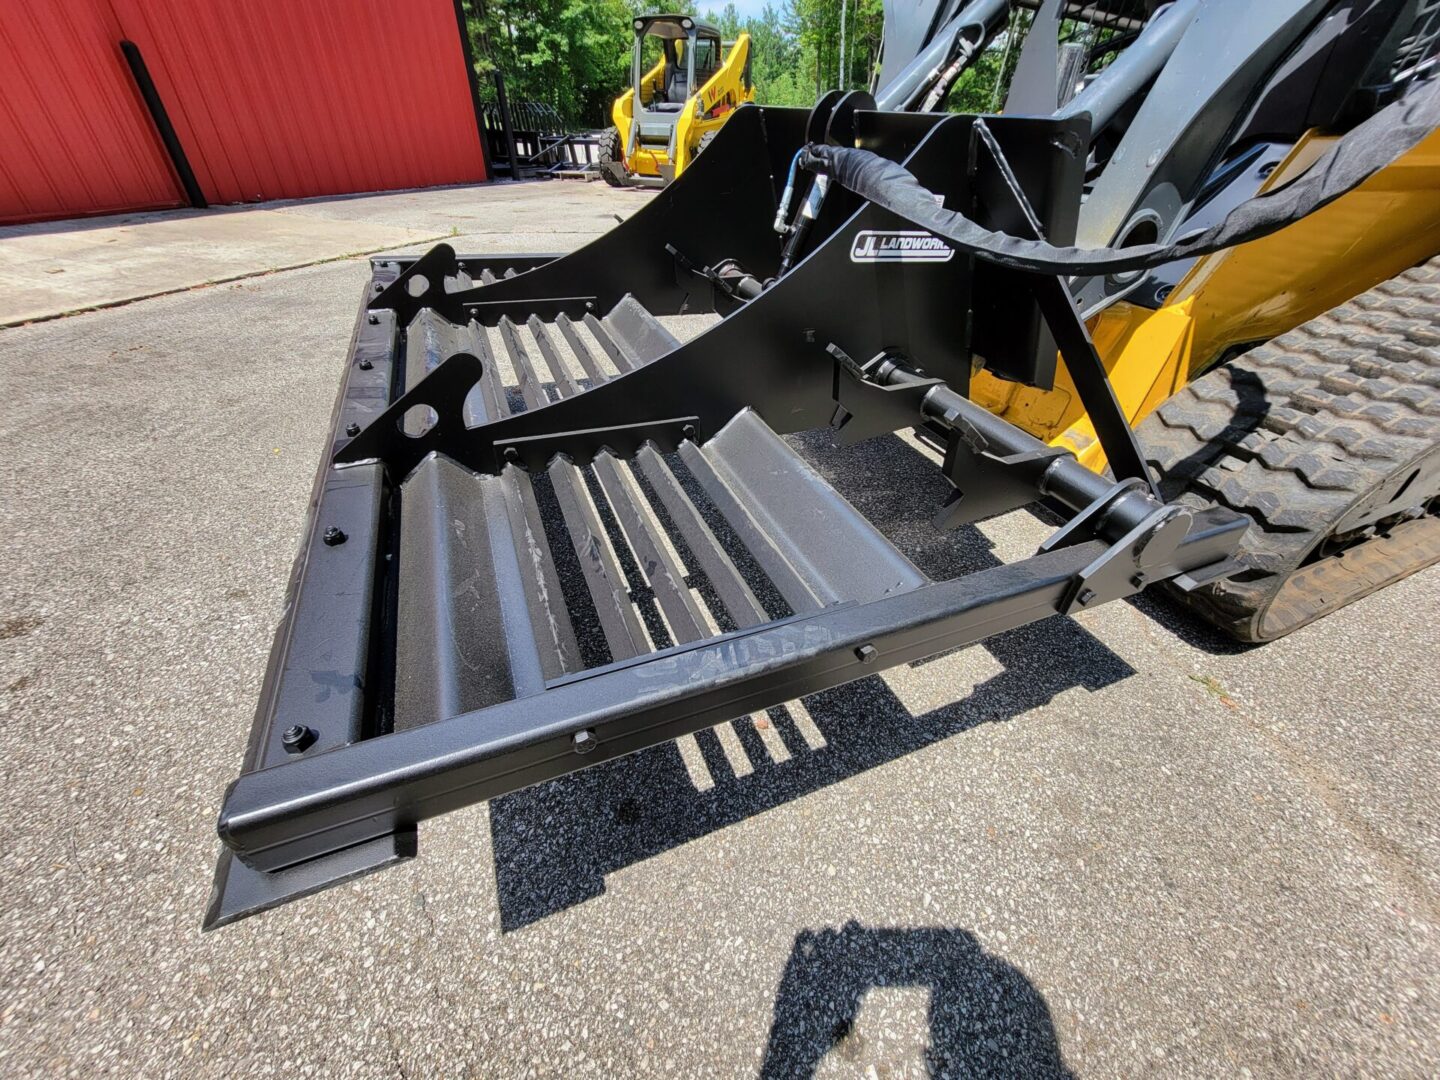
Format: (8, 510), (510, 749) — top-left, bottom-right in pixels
(611, 32), (754, 183)
(971, 130), (1440, 470)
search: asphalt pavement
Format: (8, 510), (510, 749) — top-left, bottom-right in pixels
(0, 180), (1436, 1078)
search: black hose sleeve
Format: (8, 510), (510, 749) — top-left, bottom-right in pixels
(800, 75), (1440, 276)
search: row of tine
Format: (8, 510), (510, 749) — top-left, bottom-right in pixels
(464, 307), (774, 679)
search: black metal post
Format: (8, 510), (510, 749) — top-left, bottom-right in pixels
(119, 40), (207, 209)
(493, 71), (522, 180)
(969, 121), (1158, 492)
(1029, 275), (1158, 492)
(449, 0), (493, 181)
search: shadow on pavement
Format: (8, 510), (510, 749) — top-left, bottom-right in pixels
(759, 921), (1074, 1079)
(1125, 588), (1254, 655)
(488, 430), (1135, 930)
(487, 602), (1132, 929)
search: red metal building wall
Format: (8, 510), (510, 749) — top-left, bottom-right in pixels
(1, 0), (487, 225)
(0, 2), (185, 224)
(110, 0), (489, 205)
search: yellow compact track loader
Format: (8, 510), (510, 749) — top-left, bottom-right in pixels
(208, 0), (1440, 927)
(599, 14), (754, 187)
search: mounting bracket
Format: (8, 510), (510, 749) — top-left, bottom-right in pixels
(827, 345), (944, 446)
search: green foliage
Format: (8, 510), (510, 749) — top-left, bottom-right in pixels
(783, 0), (882, 101)
(461, 0), (825, 124)
(718, 3), (807, 107)
(461, 0), (636, 129)
(946, 21), (1020, 115)
(459, 0), (1090, 128)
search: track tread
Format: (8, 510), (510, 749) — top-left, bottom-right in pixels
(1137, 259), (1440, 640)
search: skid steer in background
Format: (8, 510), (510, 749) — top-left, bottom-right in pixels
(207, 0), (1439, 927)
(599, 14), (754, 187)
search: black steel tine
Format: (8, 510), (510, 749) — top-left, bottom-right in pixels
(555, 313), (608, 383)
(575, 313), (768, 627)
(583, 312), (636, 373)
(635, 445), (768, 628)
(499, 318), (650, 660)
(678, 441), (826, 615)
(529, 317), (708, 645)
(594, 310), (790, 625)
(469, 328), (582, 679)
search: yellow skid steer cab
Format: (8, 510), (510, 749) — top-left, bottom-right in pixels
(600, 15), (754, 187)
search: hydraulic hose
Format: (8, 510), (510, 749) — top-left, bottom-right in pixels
(799, 74), (1440, 277)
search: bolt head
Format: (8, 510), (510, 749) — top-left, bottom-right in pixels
(367, 313), (380, 325)
(1076, 588), (1096, 607)
(345, 422), (361, 437)
(357, 358), (373, 370)
(323, 526), (347, 546)
(503, 447), (521, 464)
(681, 423), (697, 441)
(281, 724), (317, 753)
(855, 643), (878, 665)
(573, 729), (598, 754)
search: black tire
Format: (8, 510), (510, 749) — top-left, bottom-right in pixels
(695, 130), (718, 157)
(1137, 259), (1440, 642)
(598, 126), (626, 187)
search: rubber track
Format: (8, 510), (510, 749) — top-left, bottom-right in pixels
(1135, 259), (1440, 641)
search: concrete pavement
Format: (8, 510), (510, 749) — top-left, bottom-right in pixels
(0, 181), (652, 326)
(0, 180), (1436, 1078)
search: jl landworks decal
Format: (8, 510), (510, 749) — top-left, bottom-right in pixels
(850, 230), (955, 263)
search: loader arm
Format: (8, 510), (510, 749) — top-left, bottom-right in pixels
(674, 33), (754, 174)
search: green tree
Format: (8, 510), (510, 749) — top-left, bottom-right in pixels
(460, 0), (1103, 129)
(462, 0), (635, 129)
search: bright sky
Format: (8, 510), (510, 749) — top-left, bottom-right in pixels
(699, 0), (777, 22)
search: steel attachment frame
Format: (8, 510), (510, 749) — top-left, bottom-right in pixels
(206, 101), (1244, 928)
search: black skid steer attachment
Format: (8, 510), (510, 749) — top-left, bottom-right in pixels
(206, 98), (1246, 928)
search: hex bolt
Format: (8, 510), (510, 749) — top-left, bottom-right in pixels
(357, 358), (373, 370)
(322, 526), (347, 546)
(281, 724), (317, 753)
(573, 729), (598, 754)
(345, 422), (361, 437)
(1076, 588), (1097, 607)
(855, 643), (878, 664)
(367, 313), (380, 325)
(682, 423), (697, 441)
(503, 447), (521, 464)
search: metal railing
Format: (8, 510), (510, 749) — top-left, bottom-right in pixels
(480, 99), (600, 179)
